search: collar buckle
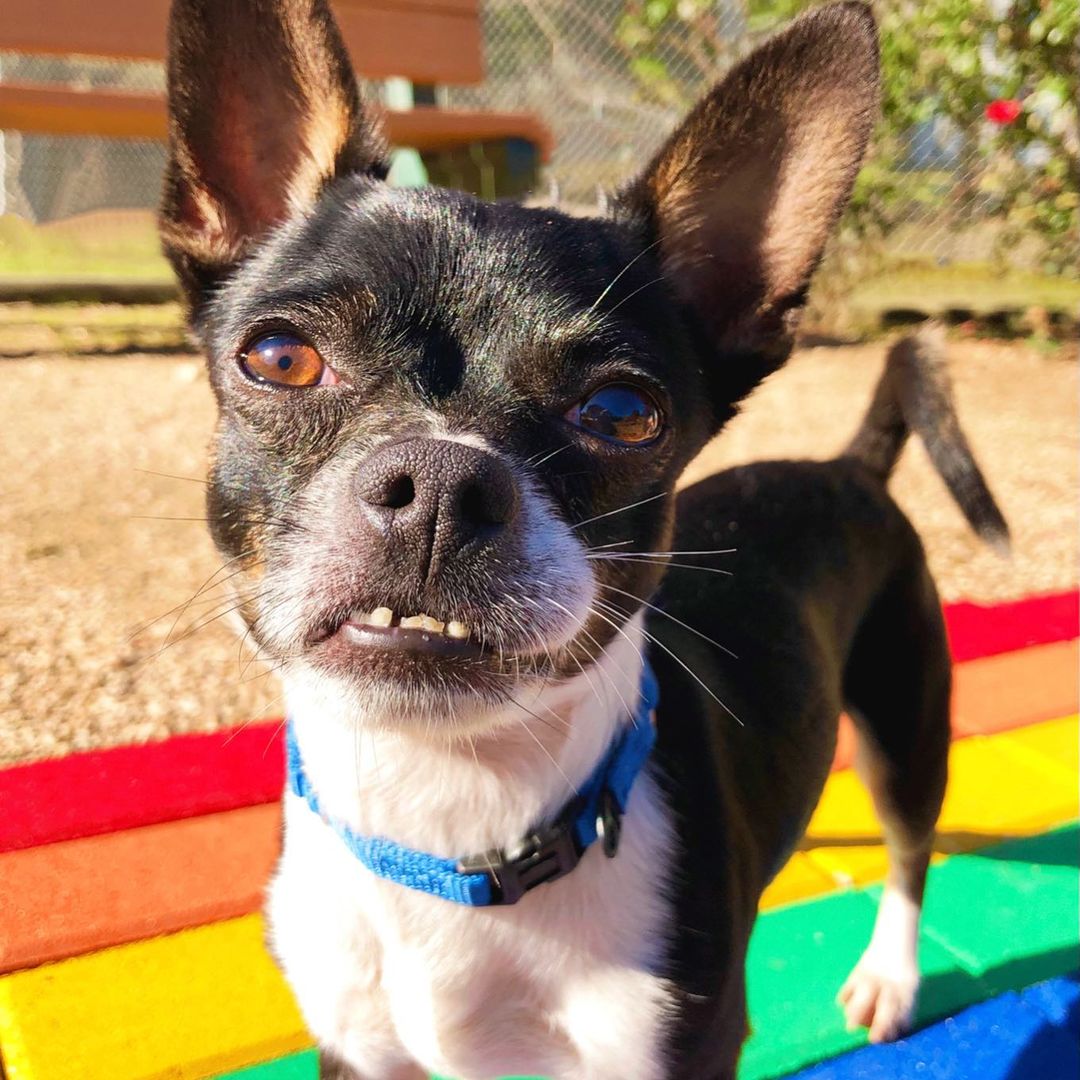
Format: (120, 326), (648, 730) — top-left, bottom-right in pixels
(457, 814), (585, 906)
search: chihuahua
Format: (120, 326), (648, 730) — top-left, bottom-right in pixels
(160, 2), (1008, 1077)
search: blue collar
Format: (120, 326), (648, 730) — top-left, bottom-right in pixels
(286, 661), (659, 906)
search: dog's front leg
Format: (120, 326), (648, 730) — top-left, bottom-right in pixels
(268, 805), (422, 1080)
(270, 893), (423, 1080)
(319, 1046), (426, 1080)
(269, 890), (422, 1080)
(557, 966), (673, 1080)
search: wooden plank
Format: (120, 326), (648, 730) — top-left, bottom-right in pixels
(0, 0), (483, 84)
(832, 637), (1078, 771)
(777, 974), (1080, 1080)
(805, 715), (1079, 889)
(0, 84), (551, 159)
(0, 713), (1073, 981)
(214, 1052), (319, 1080)
(0, 718), (284, 854)
(0, 804), (281, 974)
(951, 638), (1079, 737)
(3, 828), (1075, 1080)
(0, 0), (172, 64)
(339, 0), (479, 12)
(944, 589), (1078, 662)
(0, 915), (310, 1080)
(385, 106), (553, 159)
(742, 827), (1080, 1080)
(333, 3), (485, 83)
(0, 84), (168, 142)
(0, 632), (1070, 856)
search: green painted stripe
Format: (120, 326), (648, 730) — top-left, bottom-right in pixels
(741, 823), (1080, 1080)
(213, 827), (1078, 1080)
(916, 827), (1080, 993)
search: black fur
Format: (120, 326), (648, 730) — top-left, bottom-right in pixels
(160, 1), (1006, 1075)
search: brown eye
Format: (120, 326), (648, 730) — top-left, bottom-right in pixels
(567, 384), (662, 445)
(240, 333), (330, 387)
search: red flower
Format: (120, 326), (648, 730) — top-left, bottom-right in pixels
(985, 98), (1022, 125)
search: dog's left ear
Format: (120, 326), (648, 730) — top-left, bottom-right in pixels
(619, 1), (879, 403)
(160, 0), (389, 313)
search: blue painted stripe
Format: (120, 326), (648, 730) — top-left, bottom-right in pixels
(785, 974), (1080, 1080)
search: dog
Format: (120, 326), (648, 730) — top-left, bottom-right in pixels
(159, 2), (1009, 1077)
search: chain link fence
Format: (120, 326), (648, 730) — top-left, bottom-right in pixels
(1, 3), (1075, 278)
(0, 53), (165, 221)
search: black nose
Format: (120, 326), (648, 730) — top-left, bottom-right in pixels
(354, 439), (519, 571)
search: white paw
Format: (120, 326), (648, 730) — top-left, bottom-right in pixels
(836, 957), (919, 1044)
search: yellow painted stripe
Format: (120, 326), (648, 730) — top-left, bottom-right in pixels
(759, 851), (837, 909)
(1, 717), (1075, 1079)
(999, 714), (1078, 780)
(796, 714), (1079, 893)
(0, 916), (310, 1080)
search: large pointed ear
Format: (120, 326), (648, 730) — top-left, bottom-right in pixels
(160, 0), (389, 311)
(619, 2), (879, 402)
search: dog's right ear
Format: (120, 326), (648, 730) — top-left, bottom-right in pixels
(619, 2), (879, 407)
(160, 0), (388, 313)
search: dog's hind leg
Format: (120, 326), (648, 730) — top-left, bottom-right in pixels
(836, 560), (951, 1043)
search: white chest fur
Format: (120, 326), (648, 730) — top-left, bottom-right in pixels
(267, 616), (676, 1080)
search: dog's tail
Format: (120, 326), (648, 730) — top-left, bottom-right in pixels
(845, 321), (1010, 552)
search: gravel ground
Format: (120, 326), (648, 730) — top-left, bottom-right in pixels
(2, 337), (1076, 765)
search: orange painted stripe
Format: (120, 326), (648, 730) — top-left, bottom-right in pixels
(951, 638), (1079, 737)
(2, 641), (1073, 973)
(831, 638), (1078, 771)
(0, 804), (280, 974)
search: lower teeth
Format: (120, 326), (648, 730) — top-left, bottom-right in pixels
(354, 610), (471, 640)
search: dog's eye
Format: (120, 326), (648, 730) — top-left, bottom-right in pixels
(240, 333), (333, 387)
(567, 384), (662, 446)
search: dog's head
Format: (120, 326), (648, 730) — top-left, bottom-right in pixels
(160, 0), (878, 736)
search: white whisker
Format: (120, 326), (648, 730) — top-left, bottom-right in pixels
(590, 555), (734, 576)
(591, 548), (736, 558)
(573, 491), (667, 531)
(546, 597), (636, 726)
(595, 598), (743, 727)
(603, 274), (668, 317)
(510, 702), (578, 797)
(587, 236), (664, 314)
(528, 443), (573, 468)
(599, 583), (739, 660)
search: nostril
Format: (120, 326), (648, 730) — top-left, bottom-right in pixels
(382, 474), (415, 510)
(459, 475), (516, 528)
(460, 482), (493, 526)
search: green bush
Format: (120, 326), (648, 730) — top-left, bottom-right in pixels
(616, 0), (1079, 276)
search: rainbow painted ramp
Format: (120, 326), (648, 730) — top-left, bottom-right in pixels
(0, 591), (1076, 1080)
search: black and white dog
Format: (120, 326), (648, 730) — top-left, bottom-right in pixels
(159, 2), (1007, 1076)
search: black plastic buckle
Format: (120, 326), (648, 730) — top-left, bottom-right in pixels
(458, 815), (585, 905)
(597, 787), (623, 859)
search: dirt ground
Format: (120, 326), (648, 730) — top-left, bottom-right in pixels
(1, 337), (1076, 765)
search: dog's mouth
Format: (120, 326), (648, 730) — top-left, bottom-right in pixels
(307, 604), (492, 664)
(333, 607), (485, 659)
(300, 598), (557, 720)
(292, 573), (592, 711)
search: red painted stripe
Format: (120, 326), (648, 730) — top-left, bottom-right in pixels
(2, 592), (1074, 853)
(0, 722), (284, 853)
(944, 589), (1078, 662)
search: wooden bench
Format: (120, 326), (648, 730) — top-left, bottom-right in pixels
(0, 0), (551, 199)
